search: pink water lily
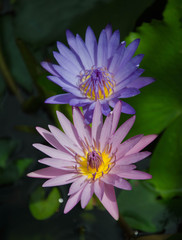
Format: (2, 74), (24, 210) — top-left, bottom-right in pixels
(28, 101), (157, 220)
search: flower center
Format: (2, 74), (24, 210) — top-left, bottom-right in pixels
(76, 147), (114, 181)
(87, 150), (103, 171)
(79, 66), (115, 100)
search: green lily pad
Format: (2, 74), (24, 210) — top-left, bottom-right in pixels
(118, 181), (167, 233)
(29, 187), (61, 220)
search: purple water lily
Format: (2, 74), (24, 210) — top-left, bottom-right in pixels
(28, 101), (157, 220)
(42, 25), (154, 123)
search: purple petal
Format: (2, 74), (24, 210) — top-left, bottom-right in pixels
(27, 167), (64, 179)
(57, 41), (83, 69)
(64, 188), (83, 214)
(108, 30), (120, 58)
(43, 173), (77, 187)
(116, 135), (144, 159)
(81, 182), (94, 208)
(53, 51), (81, 74)
(94, 180), (104, 200)
(117, 151), (151, 165)
(118, 87), (140, 98)
(97, 29), (108, 67)
(66, 30), (78, 54)
(121, 39), (140, 66)
(85, 26), (97, 65)
(92, 101), (103, 145)
(110, 116), (136, 152)
(110, 101), (122, 135)
(126, 135), (158, 155)
(82, 103), (95, 124)
(51, 64), (76, 84)
(76, 34), (93, 69)
(118, 170), (152, 180)
(105, 24), (112, 40)
(101, 101), (111, 116)
(41, 62), (59, 77)
(108, 43), (125, 73)
(127, 77), (155, 89)
(69, 97), (91, 106)
(68, 176), (88, 196)
(45, 93), (74, 104)
(120, 101), (136, 114)
(99, 183), (119, 220)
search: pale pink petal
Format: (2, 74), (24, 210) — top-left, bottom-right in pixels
(91, 101), (103, 145)
(99, 184), (119, 220)
(48, 125), (83, 156)
(100, 112), (113, 152)
(73, 107), (91, 145)
(115, 135), (143, 159)
(110, 116), (136, 152)
(56, 111), (82, 148)
(64, 188), (83, 214)
(36, 127), (69, 153)
(111, 165), (136, 176)
(27, 167), (64, 179)
(126, 135), (158, 155)
(81, 182), (94, 208)
(118, 170), (152, 179)
(38, 158), (77, 170)
(68, 175), (88, 195)
(33, 143), (74, 159)
(94, 180), (104, 200)
(110, 101), (122, 135)
(42, 173), (77, 187)
(116, 151), (151, 165)
(102, 174), (132, 190)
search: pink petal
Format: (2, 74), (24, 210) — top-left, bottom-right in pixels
(81, 182), (94, 208)
(56, 111), (82, 148)
(111, 165), (136, 176)
(99, 183), (119, 220)
(91, 101), (103, 146)
(27, 167), (64, 179)
(126, 135), (158, 155)
(33, 143), (74, 159)
(73, 107), (91, 145)
(116, 135), (144, 159)
(48, 125), (83, 156)
(102, 174), (132, 190)
(38, 158), (76, 170)
(118, 170), (152, 179)
(116, 151), (151, 165)
(100, 112), (113, 152)
(94, 180), (104, 200)
(110, 116), (136, 152)
(42, 173), (77, 187)
(110, 101), (122, 135)
(64, 188), (83, 214)
(68, 175), (88, 195)
(36, 127), (69, 153)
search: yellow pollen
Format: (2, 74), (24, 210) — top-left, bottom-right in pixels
(77, 150), (112, 181)
(79, 67), (115, 100)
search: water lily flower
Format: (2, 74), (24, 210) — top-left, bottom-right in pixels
(42, 25), (154, 123)
(28, 101), (157, 220)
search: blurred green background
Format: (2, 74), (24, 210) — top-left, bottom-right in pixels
(0, 0), (182, 239)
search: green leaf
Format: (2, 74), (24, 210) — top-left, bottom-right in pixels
(16, 158), (33, 177)
(0, 15), (33, 91)
(149, 115), (182, 198)
(29, 187), (61, 220)
(118, 181), (167, 233)
(0, 139), (16, 169)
